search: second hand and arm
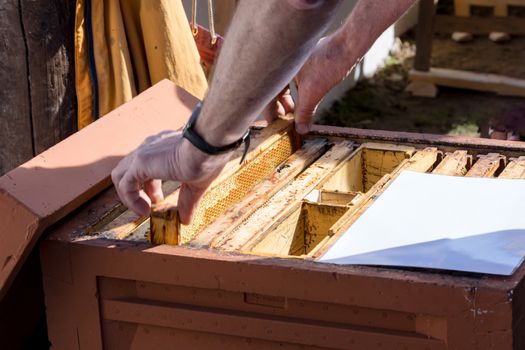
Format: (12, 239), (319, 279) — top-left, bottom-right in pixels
(112, 0), (416, 223)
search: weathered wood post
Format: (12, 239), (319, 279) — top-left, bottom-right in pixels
(0, 1), (76, 348)
(0, 0), (76, 175)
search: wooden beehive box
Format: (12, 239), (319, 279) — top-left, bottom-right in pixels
(3, 81), (525, 349)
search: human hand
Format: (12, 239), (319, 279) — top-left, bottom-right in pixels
(263, 35), (359, 134)
(262, 87), (295, 123)
(111, 131), (230, 224)
(293, 35), (360, 134)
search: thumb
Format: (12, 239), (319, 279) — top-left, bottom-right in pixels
(294, 91), (319, 135)
(177, 183), (207, 225)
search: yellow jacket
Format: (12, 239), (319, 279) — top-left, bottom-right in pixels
(75, 0), (208, 129)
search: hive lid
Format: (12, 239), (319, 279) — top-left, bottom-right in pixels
(0, 80), (198, 298)
(320, 171), (525, 275)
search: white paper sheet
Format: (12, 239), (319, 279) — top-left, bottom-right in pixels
(319, 171), (525, 275)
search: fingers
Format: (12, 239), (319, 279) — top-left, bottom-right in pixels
(262, 100), (278, 123)
(263, 86), (296, 123)
(295, 84), (320, 134)
(176, 162), (224, 225)
(118, 168), (152, 217)
(111, 131), (227, 225)
(177, 183), (208, 225)
(280, 89), (295, 114)
(144, 179), (164, 204)
(112, 155), (159, 217)
(294, 99), (317, 135)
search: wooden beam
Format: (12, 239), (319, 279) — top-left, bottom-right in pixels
(211, 141), (355, 252)
(498, 156), (525, 179)
(403, 147), (442, 172)
(319, 190), (361, 206)
(434, 14), (525, 35)
(414, 0), (436, 71)
(191, 139), (328, 247)
(362, 145), (416, 191)
(100, 298), (447, 349)
(465, 153), (506, 177)
(409, 68), (525, 98)
(20, 0), (77, 154)
(151, 199), (181, 245)
(250, 202), (348, 257)
(320, 143), (415, 194)
(0, 0), (33, 175)
(432, 150), (472, 176)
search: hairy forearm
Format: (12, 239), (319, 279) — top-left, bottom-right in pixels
(335, 0), (416, 60)
(195, 0), (342, 146)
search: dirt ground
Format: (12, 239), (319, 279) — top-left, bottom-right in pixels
(320, 31), (525, 139)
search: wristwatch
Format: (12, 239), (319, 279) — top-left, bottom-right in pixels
(183, 103), (251, 163)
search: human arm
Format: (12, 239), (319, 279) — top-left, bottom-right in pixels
(267, 0), (417, 132)
(112, 0), (342, 223)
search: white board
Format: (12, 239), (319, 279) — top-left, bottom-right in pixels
(319, 171), (525, 275)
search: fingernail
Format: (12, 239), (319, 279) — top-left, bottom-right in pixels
(295, 122), (310, 135)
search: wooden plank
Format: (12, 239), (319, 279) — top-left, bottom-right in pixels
(211, 141), (355, 252)
(432, 150), (472, 176)
(310, 123), (525, 157)
(303, 203), (348, 255)
(101, 299), (447, 350)
(0, 0), (33, 175)
(319, 190), (360, 206)
(320, 146), (364, 192)
(151, 117), (299, 245)
(20, 0), (77, 154)
(363, 147), (414, 191)
(434, 14), (525, 34)
(250, 204), (304, 256)
(498, 156), (525, 179)
(403, 147), (442, 172)
(151, 203), (180, 245)
(320, 143), (415, 194)
(414, 0), (436, 71)
(465, 153), (506, 177)
(250, 202), (348, 257)
(468, 0), (507, 6)
(191, 139), (328, 247)
(409, 68), (525, 98)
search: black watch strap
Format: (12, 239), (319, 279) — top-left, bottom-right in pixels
(183, 103), (251, 163)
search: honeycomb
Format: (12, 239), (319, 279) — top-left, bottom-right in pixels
(179, 132), (295, 243)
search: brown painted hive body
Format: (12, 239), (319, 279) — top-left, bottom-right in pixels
(3, 80), (525, 349)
